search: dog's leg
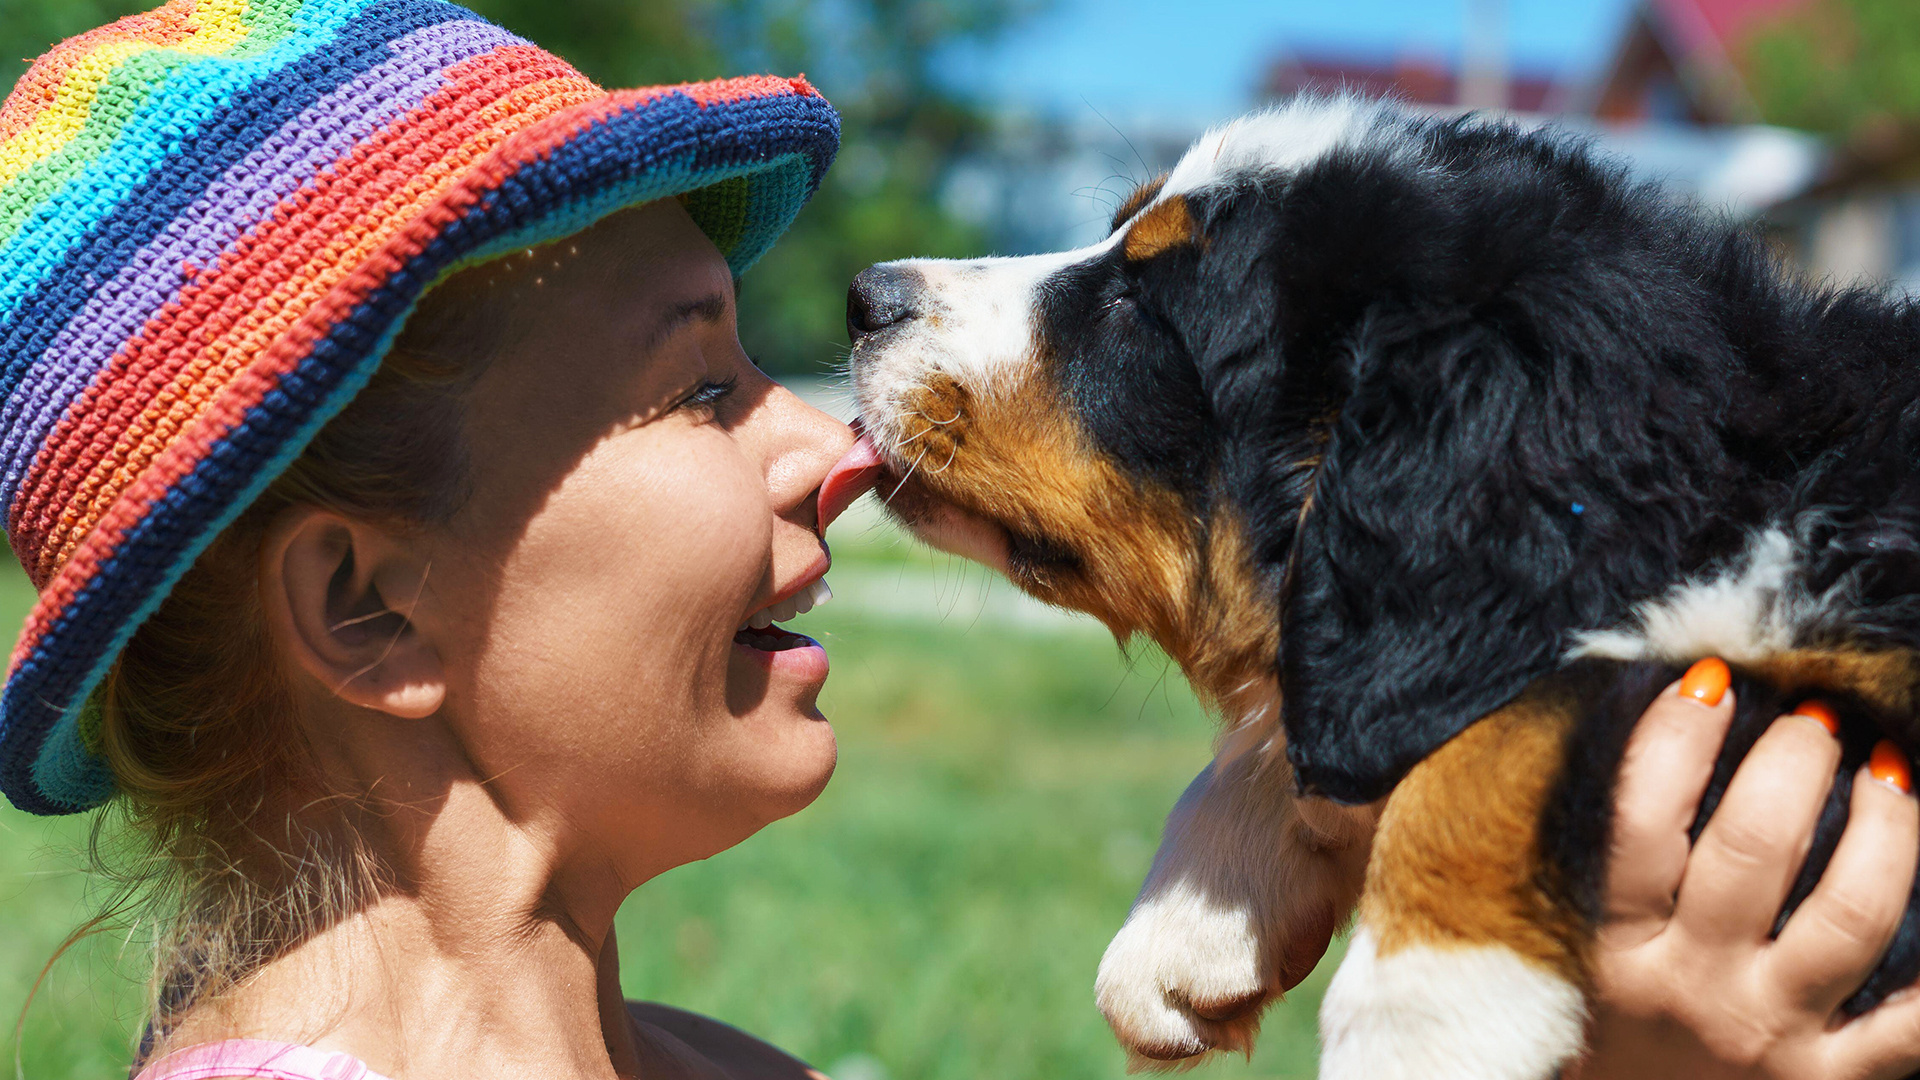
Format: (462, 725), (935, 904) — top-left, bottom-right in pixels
(1319, 683), (1591, 1080)
(1096, 745), (1374, 1065)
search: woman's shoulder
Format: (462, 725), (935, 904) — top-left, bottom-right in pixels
(625, 1001), (828, 1080)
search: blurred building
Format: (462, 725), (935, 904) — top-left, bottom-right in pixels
(1262, 51), (1566, 114)
(1770, 135), (1920, 293)
(946, 0), (1906, 290)
(941, 111), (1205, 253)
(1579, 0), (1920, 291)
(1590, 0), (1811, 124)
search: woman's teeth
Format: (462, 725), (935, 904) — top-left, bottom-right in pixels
(743, 577), (832, 631)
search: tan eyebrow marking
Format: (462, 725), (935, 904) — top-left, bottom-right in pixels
(1110, 173), (1169, 232)
(1122, 194), (1198, 262)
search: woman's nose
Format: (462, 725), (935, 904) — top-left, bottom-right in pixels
(759, 385), (859, 531)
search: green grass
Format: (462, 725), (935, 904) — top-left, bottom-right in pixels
(0, 534), (1336, 1079)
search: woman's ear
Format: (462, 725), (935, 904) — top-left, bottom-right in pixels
(260, 506), (446, 719)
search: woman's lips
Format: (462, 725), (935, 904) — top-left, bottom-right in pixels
(818, 426), (884, 532)
(731, 627), (829, 683)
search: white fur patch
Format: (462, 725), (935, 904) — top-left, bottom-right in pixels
(1096, 873), (1270, 1060)
(847, 240), (1113, 460)
(1319, 928), (1586, 1080)
(1572, 527), (1829, 664)
(1162, 96), (1397, 200)
(1095, 752), (1370, 1062)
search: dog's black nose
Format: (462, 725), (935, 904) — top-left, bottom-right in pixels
(847, 265), (923, 341)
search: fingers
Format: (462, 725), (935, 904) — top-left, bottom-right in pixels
(1675, 708), (1842, 945)
(1772, 755), (1920, 1016)
(1605, 659), (1737, 929)
(1825, 986), (1920, 1080)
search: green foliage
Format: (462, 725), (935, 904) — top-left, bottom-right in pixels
(456, 0), (1042, 373)
(0, 1), (151, 93)
(0, 0), (1038, 374)
(1746, 0), (1920, 137)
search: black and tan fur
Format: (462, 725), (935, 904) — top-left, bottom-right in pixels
(843, 96), (1920, 1078)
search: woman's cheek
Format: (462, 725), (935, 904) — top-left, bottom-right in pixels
(556, 425), (768, 630)
(473, 426), (770, 724)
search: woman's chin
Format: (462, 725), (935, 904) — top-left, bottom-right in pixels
(716, 625), (839, 820)
(730, 711), (838, 827)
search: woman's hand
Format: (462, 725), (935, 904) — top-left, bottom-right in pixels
(1573, 659), (1920, 1080)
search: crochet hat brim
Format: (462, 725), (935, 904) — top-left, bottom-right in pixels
(0, 72), (838, 814)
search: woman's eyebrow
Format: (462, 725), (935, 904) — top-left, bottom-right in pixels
(637, 291), (730, 354)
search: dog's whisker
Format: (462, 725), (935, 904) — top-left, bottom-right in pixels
(883, 446), (928, 506)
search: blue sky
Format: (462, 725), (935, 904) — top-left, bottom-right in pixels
(944, 0), (1642, 121)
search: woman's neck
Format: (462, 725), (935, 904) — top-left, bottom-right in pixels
(160, 780), (643, 1080)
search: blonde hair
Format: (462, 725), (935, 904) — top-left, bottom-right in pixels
(75, 267), (501, 1038)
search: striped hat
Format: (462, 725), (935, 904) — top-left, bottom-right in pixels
(0, 0), (840, 814)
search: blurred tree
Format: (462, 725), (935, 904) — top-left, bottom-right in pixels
(684, 0), (1038, 375)
(1746, 0), (1920, 139)
(0, 0), (1040, 374)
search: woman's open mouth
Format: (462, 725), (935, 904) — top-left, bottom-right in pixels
(733, 625), (818, 651)
(732, 576), (831, 658)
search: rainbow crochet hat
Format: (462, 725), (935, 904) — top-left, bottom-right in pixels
(0, 0), (840, 814)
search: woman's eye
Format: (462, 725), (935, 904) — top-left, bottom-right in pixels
(678, 376), (738, 412)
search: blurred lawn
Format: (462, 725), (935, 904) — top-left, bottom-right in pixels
(0, 510), (1337, 1079)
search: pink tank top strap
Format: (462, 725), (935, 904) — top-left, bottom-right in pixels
(133, 1040), (396, 1080)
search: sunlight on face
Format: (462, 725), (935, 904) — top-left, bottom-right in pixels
(423, 200), (855, 881)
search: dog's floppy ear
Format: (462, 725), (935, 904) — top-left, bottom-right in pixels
(1274, 306), (1718, 804)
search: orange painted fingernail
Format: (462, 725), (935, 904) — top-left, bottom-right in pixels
(1870, 740), (1913, 795)
(1679, 657), (1730, 706)
(1791, 699), (1841, 738)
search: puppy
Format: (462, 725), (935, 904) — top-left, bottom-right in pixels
(840, 96), (1920, 1078)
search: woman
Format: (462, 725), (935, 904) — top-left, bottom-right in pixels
(0, 3), (1912, 1078)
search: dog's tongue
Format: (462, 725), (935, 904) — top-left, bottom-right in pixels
(819, 426), (884, 532)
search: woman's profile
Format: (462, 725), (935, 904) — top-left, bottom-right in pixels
(0, 3), (1915, 1079)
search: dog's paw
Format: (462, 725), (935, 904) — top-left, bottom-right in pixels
(1318, 927), (1585, 1080)
(1096, 755), (1373, 1066)
(1095, 880), (1341, 1065)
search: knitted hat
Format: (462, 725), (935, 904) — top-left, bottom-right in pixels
(0, 0), (840, 814)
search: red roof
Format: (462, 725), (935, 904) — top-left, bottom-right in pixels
(1651, 0), (1813, 61)
(1590, 0), (1822, 124)
(1264, 54), (1562, 113)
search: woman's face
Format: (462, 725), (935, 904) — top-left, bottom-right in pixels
(422, 200), (854, 881)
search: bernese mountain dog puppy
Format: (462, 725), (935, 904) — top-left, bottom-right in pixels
(839, 96), (1920, 1078)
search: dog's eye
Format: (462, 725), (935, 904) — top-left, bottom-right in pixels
(1106, 285), (1174, 336)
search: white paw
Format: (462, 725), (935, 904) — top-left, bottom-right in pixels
(1318, 927), (1586, 1080)
(1094, 767), (1369, 1066)
(1095, 879), (1286, 1062)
